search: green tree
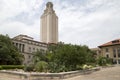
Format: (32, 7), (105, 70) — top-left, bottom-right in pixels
(97, 57), (113, 66)
(33, 49), (47, 63)
(32, 42), (96, 72)
(47, 43), (96, 71)
(0, 34), (24, 65)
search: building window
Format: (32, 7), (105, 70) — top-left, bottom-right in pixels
(113, 53), (116, 58)
(28, 55), (31, 59)
(106, 54), (109, 58)
(113, 48), (116, 53)
(118, 59), (120, 64)
(106, 48), (109, 52)
(118, 53), (120, 57)
(117, 48), (120, 57)
(29, 47), (31, 52)
(113, 49), (116, 58)
(112, 40), (119, 43)
(33, 48), (35, 52)
(98, 51), (101, 54)
(113, 59), (117, 64)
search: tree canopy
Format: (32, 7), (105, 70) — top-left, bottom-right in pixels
(0, 34), (24, 65)
(32, 42), (96, 72)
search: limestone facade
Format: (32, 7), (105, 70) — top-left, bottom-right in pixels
(40, 2), (58, 44)
(12, 34), (47, 65)
(98, 39), (120, 64)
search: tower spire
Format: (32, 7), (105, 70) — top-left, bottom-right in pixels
(42, 2), (55, 15)
(46, 2), (53, 8)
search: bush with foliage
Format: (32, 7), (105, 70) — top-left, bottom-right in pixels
(0, 34), (24, 65)
(0, 66), (2, 70)
(24, 64), (34, 72)
(31, 42), (96, 73)
(97, 57), (113, 66)
(0, 65), (24, 69)
(76, 65), (83, 70)
(35, 61), (48, 72)
(82, 64), (93, 70)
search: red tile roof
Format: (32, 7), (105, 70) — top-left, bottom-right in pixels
(99, 39), (120, 48)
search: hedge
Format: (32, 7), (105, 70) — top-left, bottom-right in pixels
(0, 65), (24, 70)
(0, 66), (2, 70)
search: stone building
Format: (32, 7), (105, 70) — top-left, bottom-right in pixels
(12, 34), (47, 65)
(98, 39), (120, 64)
(40, 2), (58, 44)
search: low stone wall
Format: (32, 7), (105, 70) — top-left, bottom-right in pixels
(0, 67), (100, 80)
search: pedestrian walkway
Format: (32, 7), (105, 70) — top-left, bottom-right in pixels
(63, 65), (120, 80)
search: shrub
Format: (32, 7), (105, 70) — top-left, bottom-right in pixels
(97, 57), (113, 66)
(24, 64), (34, 72)
(0, 65), (24, 69)
(35, 61), (48, 72)
(60, 65), (67, 72)
(47, 62), (58, 73)
(82, 64), (93, 70)
(0, 66), (2, 70)
(82, 64), (89, 69)
(76, 65), (83, 70)
(56, 65), (68, 72)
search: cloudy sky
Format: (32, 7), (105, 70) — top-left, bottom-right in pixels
(0, 0), (120, 48)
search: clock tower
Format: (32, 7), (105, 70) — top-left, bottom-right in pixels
(40, 2), (58, 43)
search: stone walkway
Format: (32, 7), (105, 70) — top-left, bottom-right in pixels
(63, 65), (120, 80)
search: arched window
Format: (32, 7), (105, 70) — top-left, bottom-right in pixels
(106, 54), (109, 58)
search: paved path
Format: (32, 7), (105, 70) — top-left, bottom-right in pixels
(63, 65), (120, 80)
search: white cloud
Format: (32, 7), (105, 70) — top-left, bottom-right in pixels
(0, 0), (43, 40)
(0, 20), (40, 40)
(0, 0), (43, 21)
(52, 0), (120, 47)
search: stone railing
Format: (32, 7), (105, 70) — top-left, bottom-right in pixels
(0, 67), (100, 80)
